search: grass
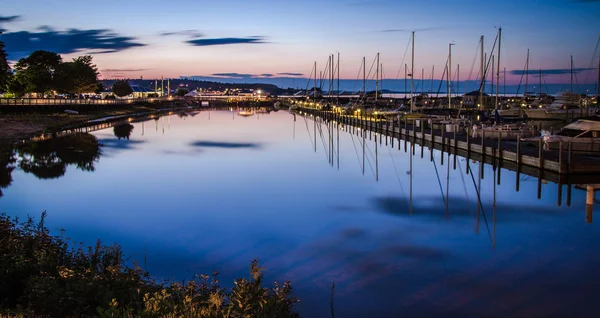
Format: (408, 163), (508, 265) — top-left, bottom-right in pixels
(0, 212), (299, 317)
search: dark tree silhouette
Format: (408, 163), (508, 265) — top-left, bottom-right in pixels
(112, 80), (133, 97)
(113, 124), (134, 140)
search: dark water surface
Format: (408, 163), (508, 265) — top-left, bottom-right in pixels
(1, 109), (599, 317)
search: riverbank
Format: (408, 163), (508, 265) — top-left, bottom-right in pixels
(0, 212), (299, 317)
(0, 102), (189, 162)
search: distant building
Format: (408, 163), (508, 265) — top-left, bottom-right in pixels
(462, 91), (492, 108)
(100, 85), (160, 99)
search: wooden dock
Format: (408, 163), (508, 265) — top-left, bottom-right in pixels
(297, 108), (600, 186)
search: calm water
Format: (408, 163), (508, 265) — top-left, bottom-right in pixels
(1, 109), (599, 317)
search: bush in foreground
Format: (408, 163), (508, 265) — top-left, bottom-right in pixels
(0, 212), (299, 317)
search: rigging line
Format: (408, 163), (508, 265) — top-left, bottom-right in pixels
(466, 161), (493, 243)
(302, 115), (315, 149)
(514, 52), (528, 97)
(583, 36), (600, 85)
(435, 61), (449, 98)
(388, 145), (409, 208)
(431, 156), (446, 204)
(395, 35), (413, 79)
(457, 159), (474, 217)
(349, 131), (365, 171)
(477, 34), (499, 95)
(316, 121), (331, 161)
(305, 65), (315, 98)
(465, 40), (481, 93)
(359, 135), (377, 178)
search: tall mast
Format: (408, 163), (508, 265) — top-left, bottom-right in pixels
(491, 55), (495, 105)
(504, 68), (506, 97)
(421, 68), (424, 95)
(448, 43), (454, 109)
(376, 52), (379, 102)
(570, 55), (574, 92)
(525, 49), (529, 96)
(404, 64), (407, 96)
(430, 65), (435, 93)
(539, 69), (542, 96)
(313, 61), (317, 101)
(363, 56), (366, 98)
(495, 27), (501, 110)
(457, 64), (460, 97)
(410, 31), (415, 113)
(479, 36), (484, 108)
(597, 54), (600, 98)
(337, 52), (340, 104)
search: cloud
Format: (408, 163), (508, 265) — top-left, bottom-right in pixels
(510, 68), (595, 76)
(277, 72), (303, 76)
(189, 140), (262, 149)
(160, 30), (204, 37)
(186, 36), (266, 46)
(1, 27), (145, 61)
(103, 68), (149, 72)
(0, 15), (19, 24)
(210, 73), (278, 79)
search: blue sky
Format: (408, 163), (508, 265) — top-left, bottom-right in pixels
(1, 0), (599, 87)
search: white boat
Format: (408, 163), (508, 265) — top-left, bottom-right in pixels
(522, 116), (600, 152)
(496, 107), (523, 119)
(522, 92), (590, 120)
(474, 122), (537, 139)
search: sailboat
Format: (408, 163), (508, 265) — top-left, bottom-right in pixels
(523, 56), (586, 120)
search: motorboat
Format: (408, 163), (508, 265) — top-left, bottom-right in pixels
(523, 92), (592, 120)
(521, 115), (600, 151)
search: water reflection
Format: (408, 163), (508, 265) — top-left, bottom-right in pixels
(189, 141), (262, 149)
(0, 152), (15, 198)
(113, 123), (134, 140)
(15, 133), (101, 179)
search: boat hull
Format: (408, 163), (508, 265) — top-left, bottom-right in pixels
(523, 108), (596, 120)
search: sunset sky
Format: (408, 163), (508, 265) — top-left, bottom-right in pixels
(1, 0), (599, 89)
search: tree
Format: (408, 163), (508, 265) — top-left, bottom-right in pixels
(176, 88), (189, 97)
(54, 55), (99, 95)
(94, 81), (105, 94)
(13, 50), (62, 96)
(112, 80), (133, 97)
(0, 39), (12, 93)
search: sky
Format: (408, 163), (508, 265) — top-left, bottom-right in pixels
(1, 0), (599, 91)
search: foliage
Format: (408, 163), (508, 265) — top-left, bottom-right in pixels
(54, 55), (100, 94)
(112, 80), (133, 97)
(13, 50), (62, 96)
(176, 88), (190, 97)
(113, 124), (134, 140)
(95, 81), (106, 94)
(0, 39), (12, 93)
(15, 133), (101, 180)
(0, 213), (299, 317)
(105, 94), (116, 100)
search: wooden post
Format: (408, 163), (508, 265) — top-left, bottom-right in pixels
(586, 185), (594, 223)
(568, 141), (572, 174)
(497, 134), (502, 185)
(453, 125), (457, 170)
(441, 128), (445, 165)
(481, 130), (485, 179)
(404, 118), (408, 153)
(430, 124), (434, 162)
(558, 142), (563, 174)
(412, 122), (416, 155)
(538, 138), (543, 169)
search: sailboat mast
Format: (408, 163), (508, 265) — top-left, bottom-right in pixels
(421, 68), (425, 95)
(337, 52), (340, 104)
(491, 55), (495, 103)
(495, 27), (501, 110)
(539, 69), (542, 96)
(479, 36), (484, 108)
(313, 61), (317, 102)
(448, 43), (453, 109)
(410, 31), (415, 113)
(430, 65), (435, 93)
(404, 64), (407, 97)
(525, 49), (529, 96)
(597, 54), (600, 98)
(376, 53), (380, 102)
(570, 55), (574, 92)
(457, 64), (460, 97)
(363, 57), (366, 97)
(504, 68), (506, 96)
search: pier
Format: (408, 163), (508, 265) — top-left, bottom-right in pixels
(296, 107), (600, 207)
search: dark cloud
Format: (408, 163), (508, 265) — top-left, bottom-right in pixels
(160, 30), (204, 37)
(277, 72), (303, 76)
(511, 68), (595, 76)
(0, 15), (20, 24)
(189, 141), (262, 149)
(210, 73), (277, 79)
(186, 36), (266, 46)
(1, 27), (145, 61)
(103, 68), (149, 72)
